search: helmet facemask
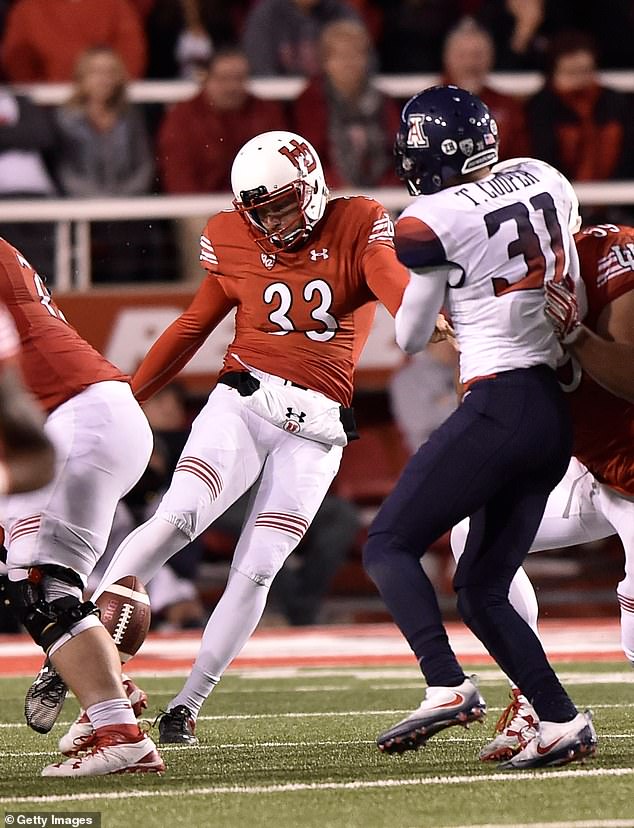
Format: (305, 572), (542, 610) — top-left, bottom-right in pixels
(231, 131), (329, 254)
(233, 179), (312, 253)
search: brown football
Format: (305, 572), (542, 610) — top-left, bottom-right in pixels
(95, 575), (151, 663)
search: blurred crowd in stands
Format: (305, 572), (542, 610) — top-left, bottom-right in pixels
(0, 0), (633, 282)
(0, 0), (631, 629)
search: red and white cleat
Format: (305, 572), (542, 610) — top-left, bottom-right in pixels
(58, 674), (148, 757)
(43, 724), (165, 776)
(479, 688), (538, 762)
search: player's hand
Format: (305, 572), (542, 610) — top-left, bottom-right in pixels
(429, 313), (457, 348)
(544, 277), (582, 344)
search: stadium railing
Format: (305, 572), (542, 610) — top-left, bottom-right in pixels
(1, 183), (633, 289)
(3, 71), (634, 289)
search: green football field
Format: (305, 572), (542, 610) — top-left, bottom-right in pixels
(0, 662), (632, 828)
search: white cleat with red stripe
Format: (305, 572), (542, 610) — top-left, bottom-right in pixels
(58, 675), (148, 756)
(43, 725), (165, 776)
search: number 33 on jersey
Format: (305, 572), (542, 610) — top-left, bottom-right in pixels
(185, 197), (408, 407)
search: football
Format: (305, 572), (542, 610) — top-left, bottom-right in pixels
(95, 575), (151, 663)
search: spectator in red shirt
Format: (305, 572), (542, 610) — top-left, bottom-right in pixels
(157, 46), (287, 278)
(291, 19), (399, 188)
(526, 30), (634, 223)
(1, 0), (147, 82)
(441, 17), (530, 161)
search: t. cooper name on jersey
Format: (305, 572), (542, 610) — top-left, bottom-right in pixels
(454, 168), (540, 206)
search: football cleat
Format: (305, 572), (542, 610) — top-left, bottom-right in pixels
(42, 724), (165, 776)
(58, 674), (148, 756)
(479, 688), (539, 762)
(24, 660), (68, 734)
(376, 676), (486, 754)
(157, 705), (198, 745)
(499, 709), (597, 770)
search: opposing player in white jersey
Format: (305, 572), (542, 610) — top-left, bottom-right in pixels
(363, 85), (597, 769)
(452, 221), (634, 761)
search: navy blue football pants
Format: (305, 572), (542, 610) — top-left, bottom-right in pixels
(363, 365), (577, 722)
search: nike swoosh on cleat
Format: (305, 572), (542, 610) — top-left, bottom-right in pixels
(536, 736), (565, 755)
(436, 693), (465, 709)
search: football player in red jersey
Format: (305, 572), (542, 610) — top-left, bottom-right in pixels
(452, 222), (634, 761)
(51, 130), (413, 749)
(0, 302), (54, 495)
(0, 239), (165, 776)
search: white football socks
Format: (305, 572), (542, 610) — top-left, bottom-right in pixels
(169, 568), (269, 717)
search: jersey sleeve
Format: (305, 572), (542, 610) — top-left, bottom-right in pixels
(394, 215), (448, 271)
(132, 275), (235, 402)
(357, 201), (410, 315)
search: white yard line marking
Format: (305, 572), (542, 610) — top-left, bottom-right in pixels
(0, 767), (632, 805)
(445, 822), (634, 828)
(3, 733), (633, 760)
(0, 702), (632, 729)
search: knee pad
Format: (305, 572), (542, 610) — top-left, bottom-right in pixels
(8, 566), (100, 653)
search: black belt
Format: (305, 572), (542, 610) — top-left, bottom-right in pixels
(218, 370), (308, 395)
(218, 371), (359, 441)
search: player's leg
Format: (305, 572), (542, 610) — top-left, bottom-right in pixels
(92, 384), (267, 600)
(159, 432), (342, 742)
(453, 457), (615, 759)
(270, 494), (360, 625)
(451, 458), (616, 631)
(363, 396), (508, 753)
(452, 519), (540, 634)
(453, 378), (597, 768)
(7, 382), (164, 775)
(597, 483), (634, 664)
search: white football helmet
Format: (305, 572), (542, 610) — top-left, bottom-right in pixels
(231, 130), (329, 252)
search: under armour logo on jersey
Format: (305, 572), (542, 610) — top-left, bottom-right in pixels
(369, 213), (395, 242)
(310, 248), (329, 261)
(199, 234), (218, 266)
(261, 252), (276, 270)
(278, 140), (317, 174)
(406, 115), (429, 148)
(283, 407), (306, 434)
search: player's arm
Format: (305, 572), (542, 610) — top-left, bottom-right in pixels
(571, 290), (634, 402)
(0, 363), (55, 494)
(545, 281), (634, 402)
(132, 275), (235, 403)
(361, 244), (409, 315)
(391, 216), (453, 354)
(395, 268), (450, 354)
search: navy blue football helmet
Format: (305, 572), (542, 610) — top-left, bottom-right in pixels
(394, 85), (499, 196)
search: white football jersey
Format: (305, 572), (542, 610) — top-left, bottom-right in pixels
(395, 158), (583, 383)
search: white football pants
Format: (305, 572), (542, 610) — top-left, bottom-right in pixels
(93, 381), (342, 707)
(3, 380), (153, 585)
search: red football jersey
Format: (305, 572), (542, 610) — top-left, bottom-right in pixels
(0, 302), (20, 366)
(566, 225), (634, 495)
(0, 238), (127, 412)
(133, 197), (409, 406)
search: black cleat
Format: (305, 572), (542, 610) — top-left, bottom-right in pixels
(157, 705), (198, 745)
(25, 660), (68, 734)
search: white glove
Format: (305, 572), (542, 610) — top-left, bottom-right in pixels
(544, 278), (582, 344)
